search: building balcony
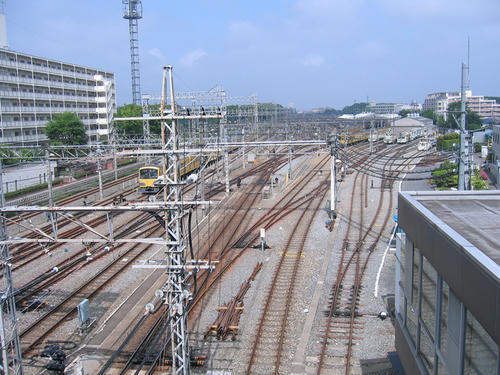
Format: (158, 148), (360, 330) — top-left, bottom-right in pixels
(95, 96), (108, 103)
(95, 107), (108, 114)
(0, 134), (48, 143)
(96, 118), (109, 125)
(0, 120), (43, 128)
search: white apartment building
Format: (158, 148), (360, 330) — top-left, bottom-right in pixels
(423, 91), (500, 121)
(369, 100), (422, 115)
(0, 48), (116, 145)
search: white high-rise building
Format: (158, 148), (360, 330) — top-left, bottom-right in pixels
(0, 48), (116, 145)
(423, 91), (500, 121)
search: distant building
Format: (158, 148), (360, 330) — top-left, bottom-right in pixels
(370, 100), (421, 115)
(0, 48), (116, 145)
(390, 116), (436, 139)
(396, 190), (500, 375)
(423, 91), (500, 121)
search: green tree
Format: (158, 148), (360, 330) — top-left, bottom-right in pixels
(45, 112), (87, 145)
(342, 102), (369, 115)
(445, 102), (482, 130)
(436, 132), (459, 151)
(398, 109), (412, 118)
(420, 109), (445, 126)
(421, 109), (436, 121)
(114, 104), (143, 136)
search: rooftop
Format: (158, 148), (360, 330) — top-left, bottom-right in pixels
(400, 190), (500, 280)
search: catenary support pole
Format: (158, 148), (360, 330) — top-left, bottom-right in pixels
(330, 135), (337, 219)
(45, 149), (53, 206)
(97, 158), (104, 200)
(458, 62), (470, 191)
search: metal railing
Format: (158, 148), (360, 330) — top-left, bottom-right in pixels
(5, 162), (141, 206)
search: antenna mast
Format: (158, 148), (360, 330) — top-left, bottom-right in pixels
(122, 0), (142, 105)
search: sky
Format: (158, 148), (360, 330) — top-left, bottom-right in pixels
(5, 0), (500, 110)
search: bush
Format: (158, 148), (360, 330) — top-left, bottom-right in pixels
(436, 133), (459, 151)
(117, 158), (137, 167)
(4, 178), (64, 199)
(473, 142), (488, 153)
(73, 170), (89, 179)
(432, 161), (458, 189)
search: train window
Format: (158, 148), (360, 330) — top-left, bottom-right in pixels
(140, 169), (158, 179)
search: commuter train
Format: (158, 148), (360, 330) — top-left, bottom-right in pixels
(139, 156), (201, 194)
(383, 132), (397, 144)
(339, 130), (370, 146)
(397, 132), (409, 144)
(417, 139), (432, 151)
(138, 147), (238, 194)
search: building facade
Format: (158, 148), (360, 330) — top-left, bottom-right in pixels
(395, 191), (500, 375)
(0, 48), (116, 145)
(370, 101), (422, 115)
(422, 92), (460, 120)
(423, 91), (500, 121)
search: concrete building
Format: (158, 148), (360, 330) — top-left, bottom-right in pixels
(423, 91), (500, 121)
(422, 92), (460, 120)
(390, 117), (436, 139)
(370, 101), (422, 115)
(395, 190), (500, 375)
(0, 48), (116, 145)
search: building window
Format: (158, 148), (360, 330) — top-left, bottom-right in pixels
(463, 311), (498, 374)
(421, 257), (437, 341)
(438, 280), (449, 358)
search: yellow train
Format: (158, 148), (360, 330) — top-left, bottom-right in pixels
(139, 156), (201, 194)
(339, 130), (370, 146)
(138, 148), (236, 194)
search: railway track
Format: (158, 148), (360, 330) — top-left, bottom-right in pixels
(314, 145), (424, 374)
(103, 150), (323, 373)
(19, 223), (164, 356)
(245, 164), (331, 374)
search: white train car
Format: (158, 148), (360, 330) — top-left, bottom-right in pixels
(383, 132), (396, 144)
(397, 132), (409, 144)
(417, 139), (431, 151)
(369, 131), (379, 142)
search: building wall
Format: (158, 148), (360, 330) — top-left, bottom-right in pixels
(0, 49), (116, 145)
(395, 233), (499, 375)
(424, 91), (500, 121)
(395, 192), (500, 374)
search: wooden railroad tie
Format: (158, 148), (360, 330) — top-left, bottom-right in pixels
(204, 262), (262, 341)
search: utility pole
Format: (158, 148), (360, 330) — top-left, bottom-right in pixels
(97, 158), (104, 201)
(0, 159), (24, 375)
(45, 149), (53, 206)
(369, 120), (373, 154)
(458, 62), (470, 191)
(242, 128), (246, 169)
(142, 94), (151, 164)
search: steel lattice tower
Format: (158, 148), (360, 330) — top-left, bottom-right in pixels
(0, 160), (23, 375)
(123, 0), (142, 105)
(160, 66), (190, 374)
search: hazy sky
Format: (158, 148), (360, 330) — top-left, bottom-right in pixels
(5, 0), (500, 110)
